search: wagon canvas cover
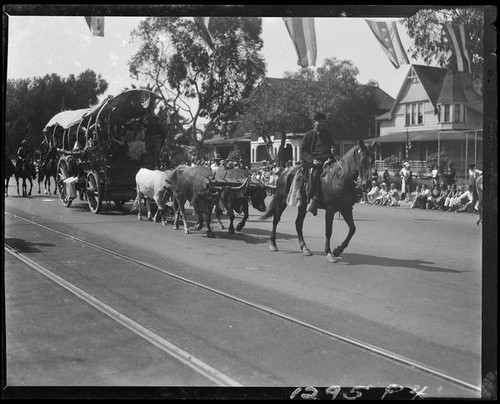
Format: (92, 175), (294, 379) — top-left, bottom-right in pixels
(42, 108), (92, 132)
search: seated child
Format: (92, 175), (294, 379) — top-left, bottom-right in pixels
(367, 181), (380, 204)
(373, 183), (389, 205)
(387, 182), (400, 206)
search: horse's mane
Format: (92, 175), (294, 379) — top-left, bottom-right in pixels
(324, 146), (363, 184)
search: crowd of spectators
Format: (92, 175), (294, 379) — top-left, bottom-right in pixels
(361, 160), (479, 215)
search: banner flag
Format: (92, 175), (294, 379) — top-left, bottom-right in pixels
(442, 23), (472, 73)
(85, 17), (104, 37)
(283, 17), (317, 68)
(365, 20), (409, 68)
(193, 17), (214, 50)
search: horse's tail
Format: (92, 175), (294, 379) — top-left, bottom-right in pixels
(259, 166), (298, 220)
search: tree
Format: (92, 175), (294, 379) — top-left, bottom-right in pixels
(5, 70), (108, 156)
(128, 17), (266, 158)
(402, 7), (484, 94)
(234, 58), (379, 159)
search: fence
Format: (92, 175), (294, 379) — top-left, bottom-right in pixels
(375, 160), (427, 173)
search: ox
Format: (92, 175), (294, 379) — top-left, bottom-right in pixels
(214, 166), (268, 234)
(169, 165), (219, 238)
(131, 168), (173, 225)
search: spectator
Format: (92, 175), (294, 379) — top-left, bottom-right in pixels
(427, 185), (441, 210)
(411, 184), (431, 209)
(371, 166), (379, 184)
(383, 168), (391, 186)
(367, 180), (380, 204)
(435, 184), (448, 210)
(360, 182), (370, 204)
(443, 161), (456, 186)
(431, 164), (440, 188)
(456, 185), (474, 213)
(443, 184), (459, 211)
(211, 155), (222, 173)
(387, 182), (400, 206)
(373, 183), (389, 205)
(399, 162), (413, 202)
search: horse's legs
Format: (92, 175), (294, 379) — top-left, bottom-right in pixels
(333, 208), (356, 257)
(204, 207), (215, 238)
(228, 208), (236, 234)
(28, 178), (33, 197)
(15, 176), (20, 196)
(296, 207), (311, 256)
(236, 202), (249, 232)
(324, 209), (336, 262)
(269, 201), (287, 252)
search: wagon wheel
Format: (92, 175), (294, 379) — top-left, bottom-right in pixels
(57, 158), (72, 207)
(86, 171), (103, 214)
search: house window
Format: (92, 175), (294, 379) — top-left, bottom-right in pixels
(444, 104), (450, 122)
(405, 102), (424, 126)
(439, 103), (466, 123)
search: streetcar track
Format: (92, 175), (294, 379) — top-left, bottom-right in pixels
(4, 244), (241, 387)
(5, 211), (481, 393)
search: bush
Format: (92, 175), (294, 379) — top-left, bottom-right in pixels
(383, 155), (403, 170)
(426, 151), (449, 172)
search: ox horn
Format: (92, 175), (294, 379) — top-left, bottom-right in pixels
(232, 177), (251, 191)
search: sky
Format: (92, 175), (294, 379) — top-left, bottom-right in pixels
(6, 13), (424, 113)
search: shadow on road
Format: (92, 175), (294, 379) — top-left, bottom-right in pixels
(5, 238), (56, 253)
(338, 252), (469, 273)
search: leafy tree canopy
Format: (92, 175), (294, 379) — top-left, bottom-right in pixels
(402, 7), (484, 93)
(5, 70), (107, 157)
(128, 16), (266, 156)
(234, 57), (379, 148)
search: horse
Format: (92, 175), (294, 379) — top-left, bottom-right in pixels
(37, 147), (58, 195)
(260, 140), (376, 263)
(4, 158), (16, 196)
(14, 158), (37, 197)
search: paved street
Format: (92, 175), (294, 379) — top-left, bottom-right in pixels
(3, 183), (486, 398)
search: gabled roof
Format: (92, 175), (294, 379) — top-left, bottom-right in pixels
(383, 65), (483, 120)
(412, 65), (447, 109)
(360, 84), (395, 112)
(437, 71), (467, 104)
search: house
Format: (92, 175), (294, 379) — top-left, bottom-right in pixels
(369, 64), (483, 177)
(204, 77), (395, 169)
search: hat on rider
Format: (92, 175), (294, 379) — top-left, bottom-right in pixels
(314, 112), (327, 121)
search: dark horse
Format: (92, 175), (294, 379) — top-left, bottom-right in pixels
(260, 140), (376, 263)
(4, 158), (16, 196)
(15, 158), (37, 197)
(37, 146), (58, 195)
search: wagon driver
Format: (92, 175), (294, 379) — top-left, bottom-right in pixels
(144, 111), (165, 170)
(300, 111), (337, 216)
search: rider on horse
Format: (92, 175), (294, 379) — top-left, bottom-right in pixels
(300, 112), (337, 216)
(16, 139), (31, 166)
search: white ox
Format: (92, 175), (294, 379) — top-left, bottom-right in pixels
(132, 168), (172, 225)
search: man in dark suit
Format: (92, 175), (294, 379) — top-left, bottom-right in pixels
(300, 112), (336, 215)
